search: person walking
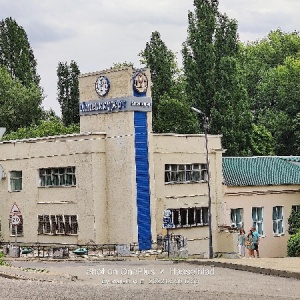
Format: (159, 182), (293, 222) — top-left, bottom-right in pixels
(245, 230), (255, 258)
(237, 229), (246, 258)
(252, 226), (260, 258)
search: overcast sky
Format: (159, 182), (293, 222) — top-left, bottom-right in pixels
(1, 0), (299, 115)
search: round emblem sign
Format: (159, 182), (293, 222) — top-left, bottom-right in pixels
(133, 71), (148, 94)
(95, 76), (110, 97)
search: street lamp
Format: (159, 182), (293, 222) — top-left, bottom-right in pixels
(191, 107), (213, 259)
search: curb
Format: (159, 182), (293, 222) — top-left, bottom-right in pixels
(185, 260), (300, 280)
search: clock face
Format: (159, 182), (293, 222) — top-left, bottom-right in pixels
(95, 76), (110, 97)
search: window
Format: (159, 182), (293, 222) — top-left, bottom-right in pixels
(292, 205), (300, 213)
(273, 206), (284, 236)
(39, 167), (76, 187)
(38, 215), (78, 235)
(252, 207), (264, 235)
(9, 215), (23, 236)
(230, 208), (243, 229)
(170, 207), (209, 228)
(165, 164), (207, 184)
(10, 171), (22, 191)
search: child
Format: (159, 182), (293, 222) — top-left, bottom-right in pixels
(245, 230), (255, 258)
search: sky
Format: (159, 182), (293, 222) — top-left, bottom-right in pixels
(1, 0), (299, 115)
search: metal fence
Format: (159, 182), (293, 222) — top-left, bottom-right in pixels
(0, 241), (152, 258)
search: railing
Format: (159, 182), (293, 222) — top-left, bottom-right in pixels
(0, 241), (162, 258)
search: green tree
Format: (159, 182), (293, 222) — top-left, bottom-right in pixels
(255, 56), (300, 155)
(287, 231), (300, 257)
(238, 30), (300, 103)
(155, 96), (199, 134)
(182, 0), (218, 117)
(288, 208), (300, 235)
(0, 17), (40, 86)
(250, 124), (275, 156)
(183, 0), (253, 155)
(140, 31), (179, 131)
(112, 61), (134, 69)
(2, 118), (79, 141)
(57, 60), (80, 126)
(0, 66), (43, 133)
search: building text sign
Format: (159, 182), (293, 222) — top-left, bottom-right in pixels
(79, 96), (152, 116)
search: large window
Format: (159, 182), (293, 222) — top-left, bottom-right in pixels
(165, 164), (207, 184)
(9, 215), (23, 236)
(273, 206), (284, 236)
(10, 171), (22, 191)
(39, 167), (76, 187)
(38, 215), (78, 235)
(252, 207), (264, 235)
(169, 207), (209, 228)
(230, 208), (243, 229)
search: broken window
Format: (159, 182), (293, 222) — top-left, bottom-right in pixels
(165, 164), (207, 184)
(39, 167), (76, 187)
(169, 207), (209, 228)
(37, 215), (78, 235)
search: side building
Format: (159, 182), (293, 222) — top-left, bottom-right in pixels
(219, 156), (300, 257)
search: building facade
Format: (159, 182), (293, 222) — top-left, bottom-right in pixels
(0, 67), (223, 257)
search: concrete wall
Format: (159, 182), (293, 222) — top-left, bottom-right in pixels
(0, 133), (107, 244)
(152, 134), (223, 256)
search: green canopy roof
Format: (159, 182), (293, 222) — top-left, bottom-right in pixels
(222, 156), (300, 186)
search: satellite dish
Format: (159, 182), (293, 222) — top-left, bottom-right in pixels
(0, 127), (6, 139)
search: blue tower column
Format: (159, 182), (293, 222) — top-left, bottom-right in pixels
(134, 111), (151, 250)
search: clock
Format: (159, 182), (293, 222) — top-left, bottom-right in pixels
(95, 76), (110, 97)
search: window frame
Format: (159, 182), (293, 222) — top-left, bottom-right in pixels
(292, 205), (300, 213)
(170, 207), (209, 228)
(252, 207), (264, 236)
(165, 164), (208, 184)
(10, 170), (22, 192)
(272, 206), (284, 236)
(39, 167), (76, 187)
(38, 214), (78, 235)
(230, 208), (243, 229)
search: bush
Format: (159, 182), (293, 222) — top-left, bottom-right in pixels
(287, 230), (300, 257)
(288, 209), (300, 235)
(0, 251), (4, 265)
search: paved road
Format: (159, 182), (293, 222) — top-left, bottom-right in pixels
(1, 260), (299, 300)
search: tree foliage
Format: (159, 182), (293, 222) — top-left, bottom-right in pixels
(0, 17), (43, 133)
(57, 60), (80, 126)
(287, 230), (300, 257)
(140, 31), (179, 132)
(155, 96), (199, 134)
(0, 66), (43, 133)
(182, 0), (255, 155)
(2, 118), (79, 141)
(288, 208), (300, 235)
(0, 17), (40, 86)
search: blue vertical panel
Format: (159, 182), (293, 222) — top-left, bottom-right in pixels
(134, 111), (151, 250)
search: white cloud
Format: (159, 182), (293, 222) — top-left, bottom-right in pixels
(1, 0), (299, 115)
